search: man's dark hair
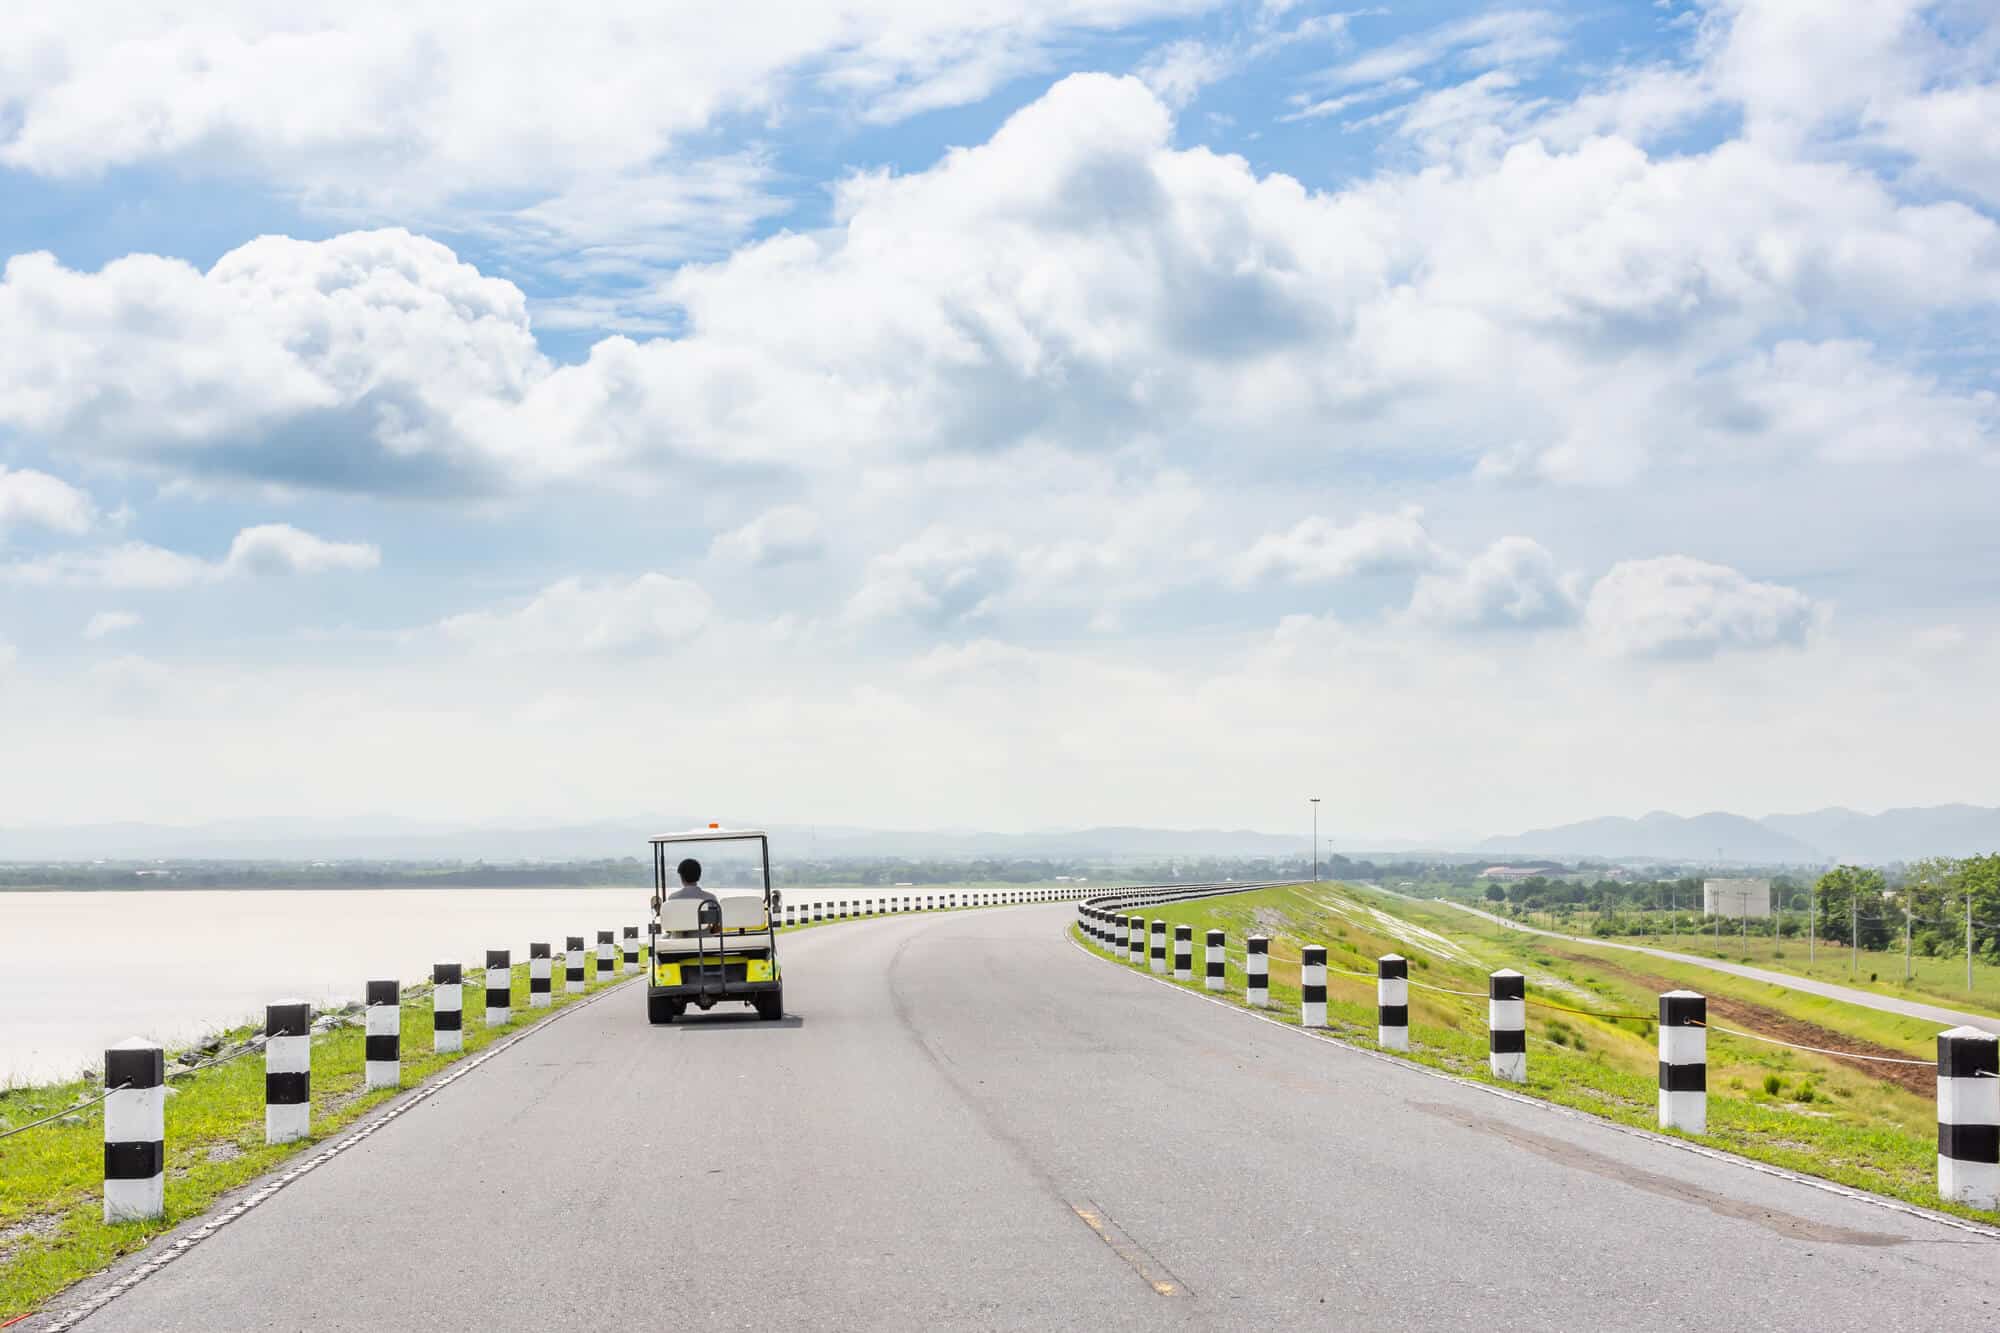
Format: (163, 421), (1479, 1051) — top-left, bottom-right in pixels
(677, 857), (701, 885)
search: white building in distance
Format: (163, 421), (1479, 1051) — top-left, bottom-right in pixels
(1703, 878), (1772, 919)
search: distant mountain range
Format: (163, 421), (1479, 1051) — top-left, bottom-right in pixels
(1479, 804), (2000, 865)
(3, 804), (1994, 866)
(0, 817), (1311, 864)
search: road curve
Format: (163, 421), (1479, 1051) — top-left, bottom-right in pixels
(1436, 898), (2000, 1036)
(40, 903), (2000, 1332)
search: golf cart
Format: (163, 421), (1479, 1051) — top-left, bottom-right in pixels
(647, 825), (783, 1024)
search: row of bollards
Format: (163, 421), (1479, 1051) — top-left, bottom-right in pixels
(774, 886), (1089, 928)
(102, 930), (650, 1223)
(1079, 895), (2000, 1214)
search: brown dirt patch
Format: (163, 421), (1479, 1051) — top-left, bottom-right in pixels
(1542, 949), (1935, 1097)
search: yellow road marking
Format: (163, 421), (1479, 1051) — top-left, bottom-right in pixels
(1068, 1201), (1185, 1296)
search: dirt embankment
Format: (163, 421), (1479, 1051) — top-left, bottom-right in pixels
(1543, 950), (1935, 1097)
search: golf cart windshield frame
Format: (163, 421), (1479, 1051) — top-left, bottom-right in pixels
(649, 829), (779, 1009)
(649, 828), (772, 903)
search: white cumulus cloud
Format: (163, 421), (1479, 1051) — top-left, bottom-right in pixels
(438, 573), (711, 657)
(0, 465), (95, 534)
(83, 610), (142, 640)
(1234, 507), (1445, 585)
(1584, 555), (1819, 660)
(223, 525), (380, 576)
(2, 526), (378, 589)
(847, 530), (1017, 626)
(709, 506), (825, 567)
(1406, 536), (1581, 631)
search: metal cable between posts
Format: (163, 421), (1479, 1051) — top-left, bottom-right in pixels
(0, 1085), (126, 1142)
(0, 1040), (271, 1142)
(1406, 979), (1491, 999)
(1525, 998), (1656, 1021)
(1694, 1022), (1937, 1066)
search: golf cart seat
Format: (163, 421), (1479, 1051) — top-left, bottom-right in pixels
(658, 893), (769, 938)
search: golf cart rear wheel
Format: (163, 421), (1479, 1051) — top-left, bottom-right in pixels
(755, 987), (784, 1021)
(647, 994), (684, 1025)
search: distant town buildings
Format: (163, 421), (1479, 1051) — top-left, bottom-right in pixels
(1477, 866), (1544, 881)
(1703, 877), (1772, 919)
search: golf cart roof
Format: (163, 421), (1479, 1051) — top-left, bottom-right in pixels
(650, 826), (768, 845)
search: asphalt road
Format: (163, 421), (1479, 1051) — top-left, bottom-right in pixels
(44, 904), (2000, 1331)
(1439, 899), (2000, 1035)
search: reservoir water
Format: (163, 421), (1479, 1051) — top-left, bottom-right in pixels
(0, 885), (973, 1084)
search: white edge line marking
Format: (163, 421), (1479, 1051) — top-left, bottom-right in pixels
(41, 975), (646, 1332)
(1065, 925), (2000, 1243)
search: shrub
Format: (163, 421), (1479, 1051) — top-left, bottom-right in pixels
(1763, 1073), (1784, 1096)
(1794, 1083), (1817, 1104)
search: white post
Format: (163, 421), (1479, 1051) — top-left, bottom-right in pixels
(596, 930), (615, 981)
(1205, 930), (1226, 992)
(1377, 955), (1409, 1051)
(1300, 945), (1327, 1027)
(364, 980), (401, 1090)
(265, 1000), (311, 1144)
(1488, 970), (1526, 1082)
(484, 950), (512, 1026)
(529, 942), (552, 1007)
(1246, 935), (1270, 1008)
(1658, 991), (1706, 1134)
(623, 925), (640, 974)
(1938, 1026), (2000, 1209)
(1127, 916), (1145, 966)
(433, 963), (463, 1054)
(103, 1039), (165, 1222)
(565, 936), (586, 994)
(1173, 925), (1192, 981)
(1149, 920), (1168, 975)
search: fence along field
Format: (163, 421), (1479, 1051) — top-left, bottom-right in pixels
(1080, 882), (2000, 1224)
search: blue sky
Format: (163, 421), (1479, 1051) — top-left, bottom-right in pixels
(0, 1), (1995, 837)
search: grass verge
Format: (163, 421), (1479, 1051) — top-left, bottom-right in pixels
(1083, 884), (1994, 1226)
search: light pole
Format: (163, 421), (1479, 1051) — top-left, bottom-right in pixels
(1309, 798), (1320, 883)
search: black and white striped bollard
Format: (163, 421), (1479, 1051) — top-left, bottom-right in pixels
(433, 963), (463, 1054)
(485, 950), (512, 1026)
(1488, 970), (1526, 1083)
(596, 930), (615, 980)
(1300, 945), (1327, 1027)
(265, 1000), (311, 1144)
(1658, 990), (1705, 1134)
(1127, 916), (1144, 966)
(1378, 955), (1408, 1051)
(365, 980), (401, 1090)
(1173, 925), (1192, 981)
(623, 926), (640, 975)
(1938, 1026), (1999, 1209)
(529, 942), (552, 1008)
(1247, 935), (1269, 1008)
(1205, 930), (1225, 992)
(103, 1038), (165, 1222)
(565, 936), (585, 994)
(1149, 920), (1167, 975)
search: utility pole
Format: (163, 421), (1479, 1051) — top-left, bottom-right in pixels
(1905, 894), (1913, 983)
(1970, 895), (1975, 995)
(1739, 891), (1748, 947)
(1309, 797), (1320, 884)
(1809, 884), (1815, 964)
(1851, 893), (1858, 977)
